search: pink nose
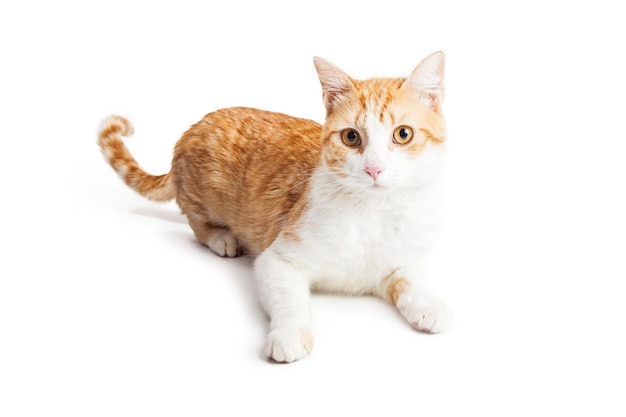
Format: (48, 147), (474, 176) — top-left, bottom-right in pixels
(364, 166), (384, 181)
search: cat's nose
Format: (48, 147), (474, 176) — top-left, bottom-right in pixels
(364, 165), (384, 181)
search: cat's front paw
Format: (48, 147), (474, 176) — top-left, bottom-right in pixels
(264, 328), (314, 363)
(397, 293), (453, 334)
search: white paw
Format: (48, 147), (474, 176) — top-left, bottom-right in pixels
(397, 293), (453, 334)
(207, 229), (239, 257)
(264, 328), (314, 363)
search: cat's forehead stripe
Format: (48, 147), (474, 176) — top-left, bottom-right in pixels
(377, 86), (397, 124)
(353, 79), (405, 126)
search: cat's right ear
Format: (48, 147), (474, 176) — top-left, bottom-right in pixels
(313, 57), (355, 112)
(403, 51), (446, 110)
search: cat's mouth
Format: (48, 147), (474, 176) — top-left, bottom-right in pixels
(345, 175), (389, 193)
(366, 182), (390, 193)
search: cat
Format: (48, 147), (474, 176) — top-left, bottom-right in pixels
(97, 51), (453, 363)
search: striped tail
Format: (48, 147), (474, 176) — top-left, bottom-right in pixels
(97, 115), (175, 202)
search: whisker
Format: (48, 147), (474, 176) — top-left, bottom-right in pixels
(285, 173), (347, 226)
(284, 168), (320, 194)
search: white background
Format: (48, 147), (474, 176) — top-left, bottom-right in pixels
(1, 1), (625, 415)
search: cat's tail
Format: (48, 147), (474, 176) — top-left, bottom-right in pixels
(97, 115), (176, 202)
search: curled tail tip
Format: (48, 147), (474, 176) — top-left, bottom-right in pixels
(98, 115), (134, 144)
(96, 115), (175, 202)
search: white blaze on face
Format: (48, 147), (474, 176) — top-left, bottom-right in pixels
(356, 111), (394, 187)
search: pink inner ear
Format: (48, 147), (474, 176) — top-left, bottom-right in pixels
(314, 57), (355, 112)
(403, 52), (445, 109)
(424, 90), (444, 109)
(323, 87), (351, 110)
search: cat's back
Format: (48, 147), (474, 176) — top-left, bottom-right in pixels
(172, 107), (323, 254)
(173, 106), (322, 190)
(174, 106), (321, 160)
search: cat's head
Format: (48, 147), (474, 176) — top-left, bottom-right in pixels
(313, 52), (447, 192)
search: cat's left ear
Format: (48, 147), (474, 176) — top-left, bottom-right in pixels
(402, 51), (446, 110)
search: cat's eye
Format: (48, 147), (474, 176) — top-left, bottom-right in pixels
(341, 129), (361, 147)
(392, 126), (414, 145)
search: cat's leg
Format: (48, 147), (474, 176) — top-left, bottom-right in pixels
(254, 248), (313, 363)
(377, 268), (453, 333)
(186, 215), (241, 257)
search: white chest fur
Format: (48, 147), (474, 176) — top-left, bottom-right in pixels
(280, 178), (445, 295)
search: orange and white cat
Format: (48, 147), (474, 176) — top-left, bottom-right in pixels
(98, 52), (453, 362)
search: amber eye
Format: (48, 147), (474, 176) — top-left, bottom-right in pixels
(341, 129), (361, 147)
(392, 126), (414, 145)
